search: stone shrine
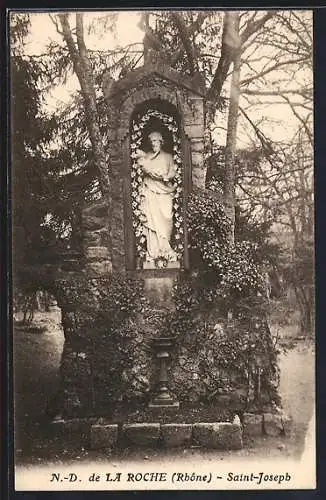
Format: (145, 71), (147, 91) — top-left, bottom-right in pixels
(54, 57), (208, 417)
(53, 56), (280, 420)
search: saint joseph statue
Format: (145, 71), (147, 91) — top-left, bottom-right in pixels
(136, 131), (178, 263)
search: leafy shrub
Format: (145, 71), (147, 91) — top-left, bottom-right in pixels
(58, 190), (281, 412)
(163, 190), (280, 408)
(57, 274), (152, 412)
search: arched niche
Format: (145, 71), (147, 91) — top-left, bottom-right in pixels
(116, 85), (195, 144)
(104, 68), (205, 274)
(122, 98), (191, 272)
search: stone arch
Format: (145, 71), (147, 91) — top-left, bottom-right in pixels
(117, 83), (195, 143)
(105, 76), (206, 273)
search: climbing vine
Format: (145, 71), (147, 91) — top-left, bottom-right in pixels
(160, 189), (280, 409)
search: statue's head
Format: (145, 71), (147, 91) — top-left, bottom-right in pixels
(148, 131), (163, 152)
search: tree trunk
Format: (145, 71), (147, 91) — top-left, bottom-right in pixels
(59, 13), (110, 198)
(224, 13), (241, 244)
(295, 284), (314, 336)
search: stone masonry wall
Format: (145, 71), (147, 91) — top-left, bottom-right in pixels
(81, 198), (112, 277)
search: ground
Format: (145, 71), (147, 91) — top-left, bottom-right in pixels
(13, 307), (315, 465)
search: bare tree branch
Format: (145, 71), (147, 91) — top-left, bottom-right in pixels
(240, 56), (309, 87)
(170, 12), (197, 74)
(170, 12), (207, 67)
(207, 11), (276, 104)
(241, 88), (312, 97)
(240, 11), (276, 44)
(49, 13), (63, 35)
(280, 94), (313, 145)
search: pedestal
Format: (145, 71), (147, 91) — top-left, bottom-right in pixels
(149, 337), (179, 409)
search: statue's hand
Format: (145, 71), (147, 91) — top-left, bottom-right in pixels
(136, 149), (146, 165)
(136, 148), (145, 157)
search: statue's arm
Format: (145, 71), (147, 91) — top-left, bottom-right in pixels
(137, 151), (154, 176)
(136, 149), (146, 164)
(138, 154), (162, 180)
(166, 155), (177, 180)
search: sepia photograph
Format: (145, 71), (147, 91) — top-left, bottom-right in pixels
(10, 9), (315, 491)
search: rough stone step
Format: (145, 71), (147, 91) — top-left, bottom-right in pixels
(263, 412), (292, 437)
(122, 423), (161, 447)
(193, 422), (243, 450)
(51, 412), (292, 451)
(243, 413), (264, 437)
(161, 424), (192, 448)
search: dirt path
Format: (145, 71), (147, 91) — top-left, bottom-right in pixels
(278, 341), (315, 454)
(14, 310), (64, 423)
(13, 310), (315, 464)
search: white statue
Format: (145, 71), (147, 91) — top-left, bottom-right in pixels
(136, 131), (178, 263)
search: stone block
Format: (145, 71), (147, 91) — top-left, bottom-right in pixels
(90, 424), (118, 449)
(188, 91), (204, 101)
(190, 72), (206, 93)
(51, 418), (97, 444)
(281, 412), (292, 436)
(263, 413), (283, 437)
(214, 423), (243, 450)
(84, 229), (108, 247)
(161, 424), (192, 447)
(191, 151), (204, 166)
(117, 127), (128, 141)
(122, 423), (161, 447)
(184, 124), (204, 138)
(82, 216), (107, 231)
(84, 231), (101, 247)
(85, 246), (109, 261)
(191, 138), (204, 153)
(193, 422), (243, 450)
(192, 165), (206, 190)
(85, 261), (112, 277)
(82, 199), (108, 218)
(243, 413), (263, 437)
(193, 423), (215, 446)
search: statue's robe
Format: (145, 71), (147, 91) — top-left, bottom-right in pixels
(137, 150), (177, 261)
